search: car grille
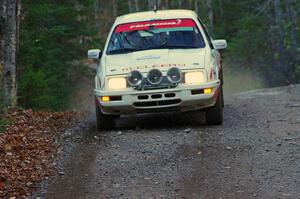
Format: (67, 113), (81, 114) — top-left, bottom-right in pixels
(137, 93), (176, 100)
(133, 99), (181, 108)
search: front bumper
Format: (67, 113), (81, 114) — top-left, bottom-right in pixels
(95, 80), (220, 115)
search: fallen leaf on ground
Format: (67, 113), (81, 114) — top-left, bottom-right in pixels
(0, 108), (80, 198)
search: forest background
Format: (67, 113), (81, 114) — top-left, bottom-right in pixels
(0, 0), (299, 113)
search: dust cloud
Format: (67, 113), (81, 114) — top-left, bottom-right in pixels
(69, 69), (95, 115)
(223, 62), (266, 98)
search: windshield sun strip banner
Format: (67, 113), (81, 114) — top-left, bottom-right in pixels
(115, 19), (197, 33)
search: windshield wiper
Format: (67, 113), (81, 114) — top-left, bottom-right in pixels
(107, 45), (199, 55)
(153, 44), (200, 50)
(107, 48), (143, 55)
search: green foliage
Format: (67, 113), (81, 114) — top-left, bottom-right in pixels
(19, 0), (95, 110)
(227, 14), (271, 71)
(17, 0), (300, 112)
(0, 118), (9, 133)
(213, 0), (299, 85)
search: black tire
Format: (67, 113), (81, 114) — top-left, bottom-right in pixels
(219, 67), (225, 107)
(95, 101), (116, 131)
(205, 87), (224, 125)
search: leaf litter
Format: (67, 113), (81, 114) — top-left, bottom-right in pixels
(0, 108), (79, 198)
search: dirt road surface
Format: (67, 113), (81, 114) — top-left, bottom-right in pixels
(42, 85), (300, 199)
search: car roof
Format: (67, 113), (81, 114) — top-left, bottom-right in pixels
(115, 9), (198, 25)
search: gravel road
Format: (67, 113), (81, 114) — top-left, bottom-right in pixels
(43, 85), (300, 199)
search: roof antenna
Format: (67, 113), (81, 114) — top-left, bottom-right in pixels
(154, 0), (158, 12)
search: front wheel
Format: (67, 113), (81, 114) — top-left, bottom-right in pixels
(205, 87), (224, 125)
(95, 101), (116, 131)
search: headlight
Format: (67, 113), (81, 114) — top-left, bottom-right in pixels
(107, 77), (127, 89)
(184, 72), (205, 84)
(147, 69), (163, 85)
(128, 70), (143, 87)
(167, 67), (182, 83)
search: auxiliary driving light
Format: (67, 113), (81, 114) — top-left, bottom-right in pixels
(147, 69), (163, 85)
(167, 67), (182, 83)
(128, 70), (143, 87)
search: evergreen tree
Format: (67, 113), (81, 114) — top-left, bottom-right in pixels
(18, 0), (95, 110)
(1, 0), (299, 111)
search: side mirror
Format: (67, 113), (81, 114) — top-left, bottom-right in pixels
(212, 40), (227, 50)
(88, 49), (102, 59)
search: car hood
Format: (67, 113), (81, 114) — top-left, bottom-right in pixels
(105, 49), (206, 76)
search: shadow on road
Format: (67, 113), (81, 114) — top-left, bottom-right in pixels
(89, 111), (209, 131)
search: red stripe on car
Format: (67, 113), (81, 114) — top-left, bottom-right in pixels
(115, 19), (197, 33)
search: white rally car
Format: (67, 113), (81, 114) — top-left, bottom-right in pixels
(88, 10), (227, 130)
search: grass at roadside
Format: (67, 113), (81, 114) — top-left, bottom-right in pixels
(0, 118), (9, 133)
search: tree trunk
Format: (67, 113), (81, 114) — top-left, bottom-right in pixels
(134, 0), (139, 11)
(273, 0), (284, 54)
(284, 0), (299, 82)
(273, 0), (289, 83)
(2, 0), (18, 108)
(194, 0), (199, 14)
(112, 0), (118, 18)
(286, 0), (298, 49)
(160, 0), (169, 9)
(147, 0), (152, 10)
(164, 0), (169, 9)
(128, 0), (134, 12)
(94, 0), (100, 27)
(178, 0), (182, 8)
(16, 0), (21, 53)
(180, 0), (190, 9)
(205, 0), (215, 30)
(0, 0), (4, 110)
(157, 0), (161, 9)
(170, 0), (177, 8)
(218, 0), (224, 24)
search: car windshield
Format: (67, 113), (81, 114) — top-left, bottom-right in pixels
(107, 19), (205, 55)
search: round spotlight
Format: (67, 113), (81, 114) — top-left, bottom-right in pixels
(167, 67), (182, 83)
(147, 69), (163, 85)
(128, 70), (143, 87)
